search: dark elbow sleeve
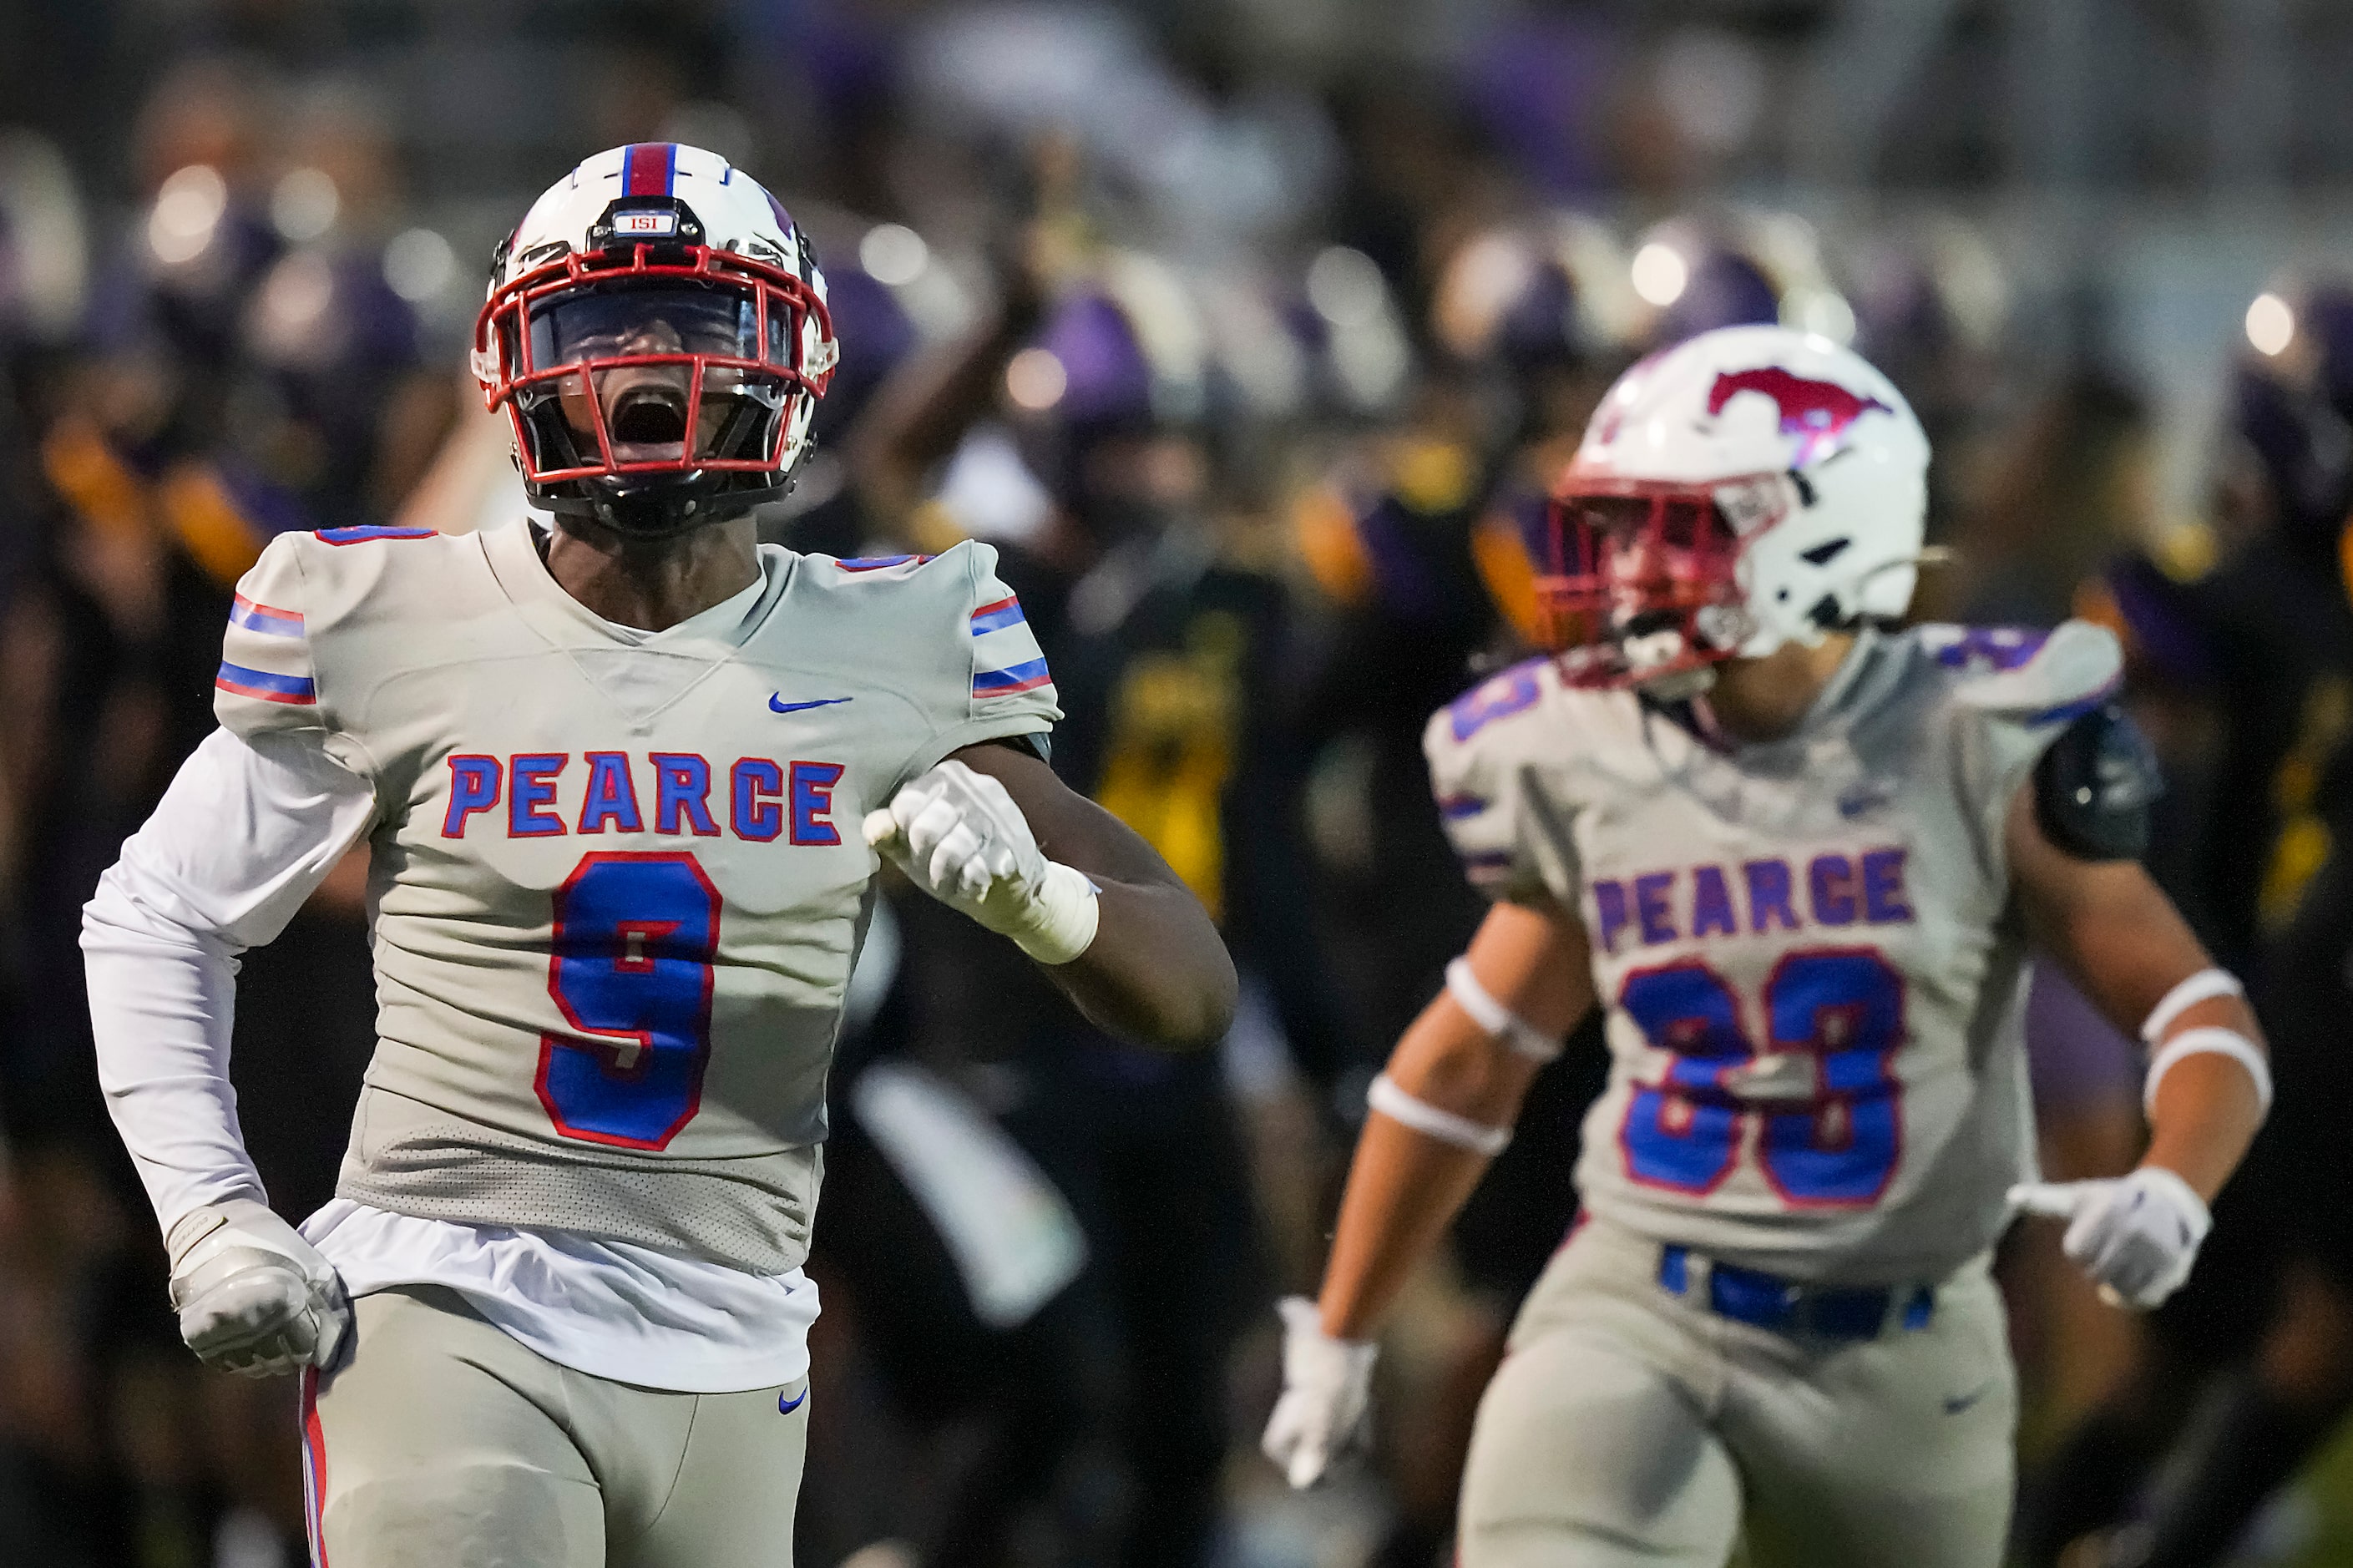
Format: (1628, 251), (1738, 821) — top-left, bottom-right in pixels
(2034, 703), (2161, 862)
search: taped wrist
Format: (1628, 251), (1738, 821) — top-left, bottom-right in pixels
(1445, 959), (1566, 1062)
(2144, 1027), (2273, 1119)
(1008, 860), (1100, 966)
(1366, 1073), (1511, 1156)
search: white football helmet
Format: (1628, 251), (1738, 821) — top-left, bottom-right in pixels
(1539, 324), (1929, 690)
(472, 143), (839, 536)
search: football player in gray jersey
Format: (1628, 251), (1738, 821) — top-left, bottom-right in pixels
(83, 144), (1233, 1568)
(1263, 326), (2269, 1568)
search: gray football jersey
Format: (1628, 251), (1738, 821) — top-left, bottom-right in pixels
(1425, 622), (2122, 1285)
(216, 519), (1058, 1273)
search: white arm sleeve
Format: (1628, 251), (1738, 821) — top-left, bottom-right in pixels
(81, 726), (379, 1233)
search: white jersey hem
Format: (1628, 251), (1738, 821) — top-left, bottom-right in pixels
(306, 1200), (817, 1394)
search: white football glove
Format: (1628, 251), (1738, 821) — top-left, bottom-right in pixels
(1261, 1297), (1377, 1490)
(864, 758), (1099, 965)
(165, 1198), (350, 1378)
(2009, 1166), (2213, 1310)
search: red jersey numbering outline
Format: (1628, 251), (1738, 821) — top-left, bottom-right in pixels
(1616, 946), (1907, 1209)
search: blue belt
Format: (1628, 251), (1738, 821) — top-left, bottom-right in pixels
(1657, 1246), (1935, 1341)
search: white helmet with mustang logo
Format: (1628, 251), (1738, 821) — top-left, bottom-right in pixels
(1541, 323), (1929, 691)
(473, 142), (839, 536)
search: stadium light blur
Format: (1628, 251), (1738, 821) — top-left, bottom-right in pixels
(148, 164), (226, 266)
(1782, 286), (1858, 346)
(2246, 291), (2295, 357)
(859, 223), (929, 287)
(383, 228), (457, 301)
(271, 167), (340, 242)
(1306, 246), (1385, 327)
(1631, 241), (1690, 307)
(1006, 347), (1067, 410)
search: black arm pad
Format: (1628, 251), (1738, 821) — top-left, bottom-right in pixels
(2032, 702), (2162, 862)
(979, 731), (1053, 765)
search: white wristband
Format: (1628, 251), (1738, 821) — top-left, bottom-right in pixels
(1366, 1072), (1511, 1156)
(1010, 860), (1101, 966)
(1445, 959), (1565, 1063)
(2144, 1026), (2272, 1119)
(2141, 968), (2244, 1045)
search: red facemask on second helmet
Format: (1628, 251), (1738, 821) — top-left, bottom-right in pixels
(1536, 472), (1792, 690)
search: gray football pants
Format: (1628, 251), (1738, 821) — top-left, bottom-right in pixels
(301, 1286), (809, 1567)
(1460, 1222), (2016, 1568)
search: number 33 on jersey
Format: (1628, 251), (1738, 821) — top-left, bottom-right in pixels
(1425, 620), (2122, 1285)
(214, 521), (1058, 1276)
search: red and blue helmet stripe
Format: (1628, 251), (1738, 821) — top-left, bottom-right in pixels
(621, 143), (679, 199)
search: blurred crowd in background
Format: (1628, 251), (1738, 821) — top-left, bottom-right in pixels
(14, 2), (2353, 1565)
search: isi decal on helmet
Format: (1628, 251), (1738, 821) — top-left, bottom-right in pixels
(472, 143), (839, 537)
(1537, 324), (1930, 692)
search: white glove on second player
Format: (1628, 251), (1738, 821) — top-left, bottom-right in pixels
(1261, 1296), (1378, 1490)
(864, 758), (1099, 965)
(2009, 1166), (2213, 1310)
(165, 1198), (351, 1377)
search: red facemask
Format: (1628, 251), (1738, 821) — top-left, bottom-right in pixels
(475, 242), (834, 492)
(1537, 473), (1781, 690)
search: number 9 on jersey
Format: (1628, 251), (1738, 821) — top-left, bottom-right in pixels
(536, 852), (721, 1150)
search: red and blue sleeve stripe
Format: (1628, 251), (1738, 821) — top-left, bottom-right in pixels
(969, 595), (1026, 635)
(230, 594), (305, 638)
(216, 660), (316, 706)
(974, 658), (1052, 697)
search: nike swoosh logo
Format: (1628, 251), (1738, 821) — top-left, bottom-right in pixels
(1943, 1383), (1995, 1415)
(770, 695), (852, 714)
(778, 1388), (807, 1414)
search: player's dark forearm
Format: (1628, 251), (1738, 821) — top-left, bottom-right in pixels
(954, 742), (1237, 1047)
(1040, 878), (1237, 1049)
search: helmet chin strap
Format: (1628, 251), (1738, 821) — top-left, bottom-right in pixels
(542, 483), (776, 542)
(1632, 665), (1718, 701)
(531, 441), (811, 542)
(1855, 545), (1956, 584)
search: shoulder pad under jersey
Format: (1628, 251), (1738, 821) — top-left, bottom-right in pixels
(1915, 619), (2127, 856)
(1920, 620), (2123, 723)
(213, 524), (448, 741)
(802, 540), (1060, 783)
(1422, 656), (1566, 901)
